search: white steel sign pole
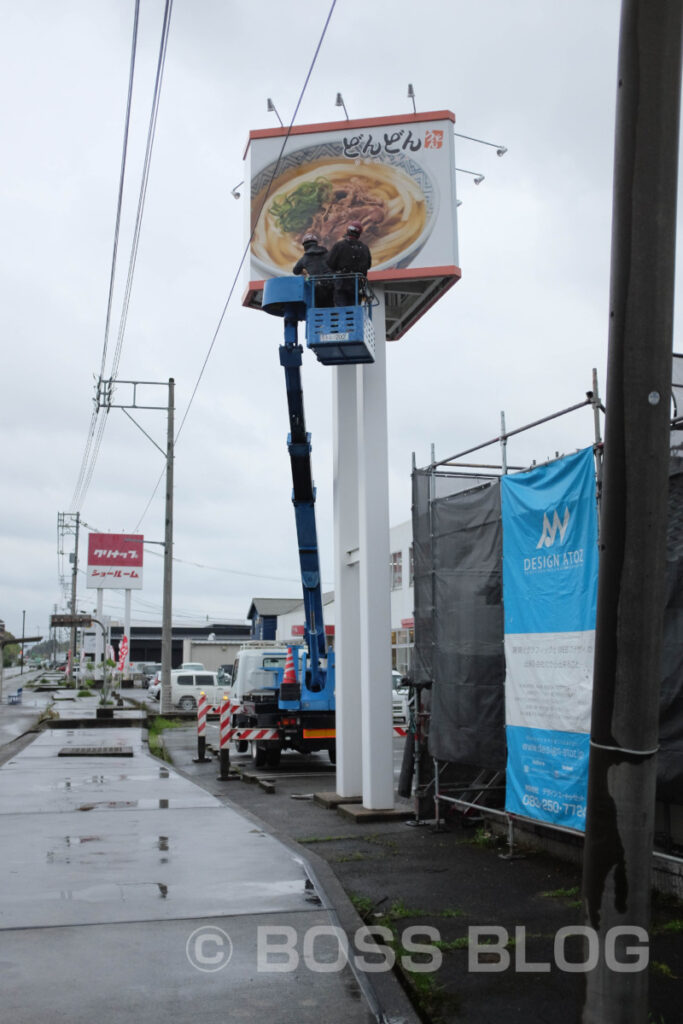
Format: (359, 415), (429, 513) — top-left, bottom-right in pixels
(96, 588), (104, 679)
(333, 364), (362, 799)
(357, 286), (394, 809)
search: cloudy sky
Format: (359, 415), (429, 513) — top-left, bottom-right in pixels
(1, 0), (679, 643)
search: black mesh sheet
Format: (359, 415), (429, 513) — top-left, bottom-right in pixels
(659, 459), (683, 801)
(412, 469), (505, 769)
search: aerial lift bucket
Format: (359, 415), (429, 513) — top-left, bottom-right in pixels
(305, 273), (375, 366)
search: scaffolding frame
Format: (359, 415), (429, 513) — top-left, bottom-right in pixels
(414, 371), (605, 841)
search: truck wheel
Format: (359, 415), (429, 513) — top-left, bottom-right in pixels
(179, 696), (196, 711)
(328, 742), (336, 765)
(251, 743), (267, 768)
(265, 747), (281, 768)
(233, 740), (248, 754)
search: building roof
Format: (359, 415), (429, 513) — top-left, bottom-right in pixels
(247, 598), (304, 619)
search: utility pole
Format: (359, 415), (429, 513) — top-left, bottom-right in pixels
(95, 376), (175, 713)
(161, 378), (174, 714)
(581, 2), (682, 1022)
(20, 610), (25, 675)
(57, 512), (81, 684)
(69, 513), (80, 685)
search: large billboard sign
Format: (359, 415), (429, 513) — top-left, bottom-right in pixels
(243, 111), (461, 339)
(86, 533), (144, 590)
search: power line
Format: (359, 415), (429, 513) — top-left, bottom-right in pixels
(134, 0), (339, 531)
(71, 0), (174, 511)
(70, 1), (141, 512)
(80, 518), (323, 586)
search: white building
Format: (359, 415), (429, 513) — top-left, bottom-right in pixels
(257, 521), (415, 675)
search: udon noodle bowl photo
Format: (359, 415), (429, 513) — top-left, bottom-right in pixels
(251, 155), (434, 275)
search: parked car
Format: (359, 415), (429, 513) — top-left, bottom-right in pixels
(142, 663), (162, 688)
(148, 672), (162, 701)
(178, 662), (205, 671)
(392, 670), (410, 724)
(169, 670), (226, 711)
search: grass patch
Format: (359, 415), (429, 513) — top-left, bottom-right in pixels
(364, 834), (399, 852)
(348, 890), (460, 1022)
(147, 716), (185, 763)
(298, 834), (357, 845)
(542, 885), (580, 899)
(433, 937), (470, 952)
(386, 899), (430, 920)
(333, 851), (367, 863)
(77, 689), (94, 697)
(349, 893), (381, 919)
(650, 961), (677, 980)
(467, 826), (501, 849)
(654, 918), (683, 935)
(401, 966), (456, 1022)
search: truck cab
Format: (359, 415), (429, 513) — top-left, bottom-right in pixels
(228, 640), (336, 767)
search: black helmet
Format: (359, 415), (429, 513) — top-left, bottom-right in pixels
(302, 233), (319, 246)
(346, 222), (363, 237)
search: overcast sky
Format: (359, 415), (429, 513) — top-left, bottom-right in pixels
(1, 0), (680, 643)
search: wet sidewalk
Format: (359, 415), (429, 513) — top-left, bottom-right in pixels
(0, 724), (416, 1024)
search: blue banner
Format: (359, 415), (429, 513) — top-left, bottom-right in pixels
(502, 447), (598, 831)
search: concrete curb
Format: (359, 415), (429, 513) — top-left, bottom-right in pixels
(162, 734), (422, 1024)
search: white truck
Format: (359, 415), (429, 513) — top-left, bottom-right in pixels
(225, 641), (336, 768)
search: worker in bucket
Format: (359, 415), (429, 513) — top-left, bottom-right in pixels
(326, 221), (372, 306)
(293, 233), (333, 306)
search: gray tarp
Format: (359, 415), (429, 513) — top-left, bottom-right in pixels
(413, 461), (683, 802)
(412, 469), (506, 769)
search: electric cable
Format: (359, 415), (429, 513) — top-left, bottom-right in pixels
(71, 0), (173, 511)
(70, 0), (141, 512)
(133, 0), (339, 531)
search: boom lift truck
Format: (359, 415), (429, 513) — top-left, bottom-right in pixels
(232, 274), (375, 768)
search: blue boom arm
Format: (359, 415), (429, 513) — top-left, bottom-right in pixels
(261, 277), (327, 689)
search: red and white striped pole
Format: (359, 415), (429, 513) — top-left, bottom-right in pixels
(192, 691), (211, 763)
(217, 694), (233, 780)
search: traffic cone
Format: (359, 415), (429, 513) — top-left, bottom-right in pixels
(280, 646), (300, 701)
(283, 647), (296, 685)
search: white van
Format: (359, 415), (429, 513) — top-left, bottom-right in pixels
(170, 670), (227, 711)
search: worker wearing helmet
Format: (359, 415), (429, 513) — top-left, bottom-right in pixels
(326, 222), (372, 306)
(293, 233), (333, 306)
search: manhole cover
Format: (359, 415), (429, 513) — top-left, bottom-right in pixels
(58, 746), (134, 758)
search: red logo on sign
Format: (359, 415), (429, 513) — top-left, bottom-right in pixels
(425, 129), (444, 149)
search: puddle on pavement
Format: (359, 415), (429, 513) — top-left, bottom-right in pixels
(43, 882), (172, 903)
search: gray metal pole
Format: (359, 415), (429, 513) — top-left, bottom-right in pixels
(20, 611), (25, 675)
(68, 513), (80, 686)
(160, 378), (174, 715)
(581, 2), (682, 1021)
